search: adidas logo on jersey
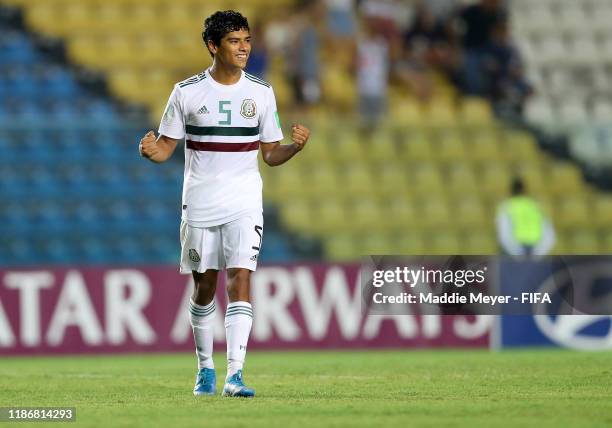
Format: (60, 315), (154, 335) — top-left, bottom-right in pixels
(197, 105), (209, 114)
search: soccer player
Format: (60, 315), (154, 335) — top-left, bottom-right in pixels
(138, 10), (310, 397)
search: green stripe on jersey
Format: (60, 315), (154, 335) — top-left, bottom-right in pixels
(245, 74), (270, 88)
(185, 125), (259, 136)
(245, 72), (270, 84)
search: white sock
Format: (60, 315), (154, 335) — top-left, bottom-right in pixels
(225, 301), (253, 379)
(189, 299), (215, 370)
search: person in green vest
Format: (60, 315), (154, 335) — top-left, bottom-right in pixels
(496, 177), (556, 256)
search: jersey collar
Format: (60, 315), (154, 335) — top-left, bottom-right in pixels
(205, 68), (245, 91)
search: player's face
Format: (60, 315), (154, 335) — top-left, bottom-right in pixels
(215, 29), (251, 69)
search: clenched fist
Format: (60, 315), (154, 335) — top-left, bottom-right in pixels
(291, 124), (310, 151)
(139, 130), (158, 159)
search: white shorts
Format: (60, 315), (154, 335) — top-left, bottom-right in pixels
(179, 212), (263, 274)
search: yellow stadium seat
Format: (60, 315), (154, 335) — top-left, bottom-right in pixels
(417, 197), (452, 229)
(426, 229), (461, 254)
(312, 200), (348, 235)
(331, 131), (365, 163)
(269, 167), (305, 201)
(423, 99), (458, 128)
(321, 65), (355, 110)
(367, 130), (397, 162)
(462, 231), (498, 254)
(297, 132), (326, 164)
(515, 163), (546, 195)
(25, 4), (59, 35)
(358, 233), (394, 256)
(279, 200), (312, 233)
(376, 165), (409, 198)
(467, 130), (502, 163)
(393, 232), (425, 254)
(411, 163), (444, 195)
(502, 129), (539, 165)
(555, 196), (590, 229)
(599, 230), (612, 254)
(267, 70), (292, 109)
(567, 229), (600, 254)
(127, 4), (160, 27)
(398, 131), (434, 162)
(548, 162), (583, 195)
(435, 130), (467, 163)
(341, 165), (375, 198)
(530, 195), (554, 219)
(447, 164), (478, 194)
(391, 101), (424, 127)
(384, 197), (418, 230)
(97, 36), (136, 71)
(478, 163), (511, 198)
(453, 196), (488, 229)
(459, 97), (493, 127)
(66, 36), (100, 69)
(347, 198), (383, 231)
(594, 196), (612, 227)
(325, 234), (357, 261)
(307, 167), (340, 199)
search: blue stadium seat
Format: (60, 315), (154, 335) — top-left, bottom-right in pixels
(39, 67), (78, 98)
(0, 32), (37, 66)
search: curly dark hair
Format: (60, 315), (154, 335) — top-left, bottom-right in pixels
(202, 10), (250, 57)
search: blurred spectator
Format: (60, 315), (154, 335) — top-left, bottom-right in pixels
(325, 0), (357, 40)
(496, 177), (556, 257)
(423, 0), (459, 21)
(358, 0), (410, 45)
(356, 18), (389, 130)
(288, 1), (324, 107)
(395, 2), (456, 101)
(456, 0), (507, 95)
(244, 21), (269, 79)
(481, 21), (532, 119)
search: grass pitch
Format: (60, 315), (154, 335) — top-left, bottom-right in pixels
(0, 349), (610, 428)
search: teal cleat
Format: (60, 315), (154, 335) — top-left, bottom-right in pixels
(193, 368), (216, 396)
(222, 370), (255, 397)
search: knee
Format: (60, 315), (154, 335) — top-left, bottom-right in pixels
(226, 269), (251, 297)
(193, 271), (218, 303)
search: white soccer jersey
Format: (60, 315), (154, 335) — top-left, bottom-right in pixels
(159, 68), (284, 227)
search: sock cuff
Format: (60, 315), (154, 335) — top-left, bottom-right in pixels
(225, 301), (253, 318)
(189, 299), (216, 318)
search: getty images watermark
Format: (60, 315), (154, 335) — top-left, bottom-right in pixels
(361, 256), (612, 316)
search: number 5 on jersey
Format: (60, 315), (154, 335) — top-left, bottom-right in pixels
(219, 100), (231, 125)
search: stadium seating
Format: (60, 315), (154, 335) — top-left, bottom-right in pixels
(4, 0), (612, 263)
(0, 11), (299, 265)
(513, 0), (612, 162)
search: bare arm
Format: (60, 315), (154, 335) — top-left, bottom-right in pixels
(260, 124), (310, 167)
(139, 131), (179, 163)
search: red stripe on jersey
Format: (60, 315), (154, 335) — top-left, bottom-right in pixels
(186, 141), (260, 152)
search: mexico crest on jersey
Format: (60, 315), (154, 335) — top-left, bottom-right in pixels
(188, 249), (201, 263)
(240, 99), (257, 119)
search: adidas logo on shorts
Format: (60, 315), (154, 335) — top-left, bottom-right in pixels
(250, 254), (258, 261)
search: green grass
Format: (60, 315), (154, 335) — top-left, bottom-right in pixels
(0, 349), (611, 427)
